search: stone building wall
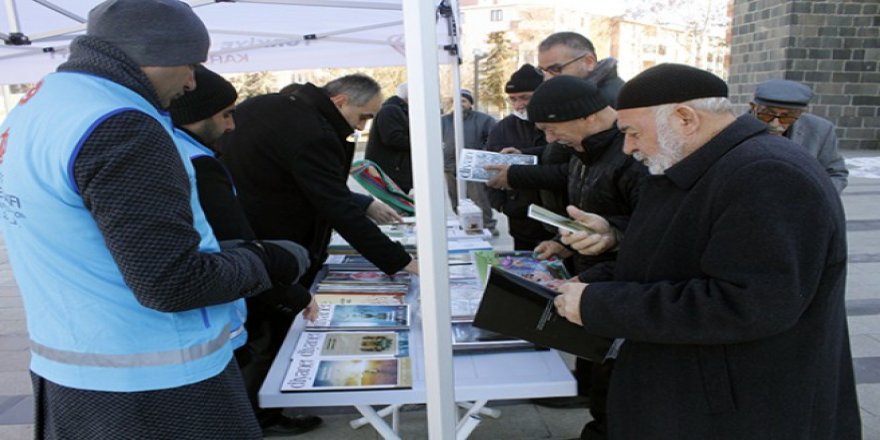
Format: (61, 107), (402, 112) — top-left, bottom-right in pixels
(730, 0), (879, 149)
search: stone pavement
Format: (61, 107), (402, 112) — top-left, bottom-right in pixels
(0, 154), (878, 439)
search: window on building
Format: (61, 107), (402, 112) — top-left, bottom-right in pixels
(490, 9), (503, 21)
(658, 45), (666, 56)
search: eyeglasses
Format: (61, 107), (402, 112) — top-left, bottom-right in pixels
(754, 110), (801, 125)
(358, 113), (375, 121)
(535, 53), (588, 76)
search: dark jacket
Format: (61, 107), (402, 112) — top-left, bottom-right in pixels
(441, 109), (497, 172)
(486, 114), (554, 248)
(365, 95), (413, 192)
(507, 127), (645, 272)
(219, 84), (412, 285)
(589, 58), (625, 107)
(580, 116), (860, 439)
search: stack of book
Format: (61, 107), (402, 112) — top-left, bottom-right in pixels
(326, 218), (492, 256)
(281, 266), (414, 392)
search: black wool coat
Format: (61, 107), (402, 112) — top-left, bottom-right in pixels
(364, 95), (413, 193)
(581, 115), (861, 439)
(219, 84), (412, 286)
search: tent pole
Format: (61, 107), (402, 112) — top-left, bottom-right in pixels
(4, 0), (21, 34)
(403, 1), (457, 438)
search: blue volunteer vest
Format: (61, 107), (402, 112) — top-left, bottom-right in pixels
(174, 129), (248, 349)
(0, 72), (237, 392)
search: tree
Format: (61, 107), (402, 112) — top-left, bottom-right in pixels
(227, 71), (277, 101)
(479, 31), (516, 115)
(622, 0), (729, 71)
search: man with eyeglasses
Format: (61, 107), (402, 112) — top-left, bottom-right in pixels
(751, 79), (848, 194)
(536, 32), (625, 106)
(220, 74), (419, 292)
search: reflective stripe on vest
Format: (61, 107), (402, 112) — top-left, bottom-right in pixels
(30, 324), (230, 368)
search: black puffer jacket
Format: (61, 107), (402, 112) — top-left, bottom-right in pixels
(507, 127), (646, 271)
(364, 95), (412, 192)
(219, 84), (412, 286)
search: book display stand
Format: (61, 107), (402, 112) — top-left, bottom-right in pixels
(258, 229), (577, 439)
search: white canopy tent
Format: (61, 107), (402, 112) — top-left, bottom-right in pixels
(0, 0), (457, 82)
(2, 0), (468, 438)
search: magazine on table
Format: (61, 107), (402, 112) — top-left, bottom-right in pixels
(451, 321), (535, 352)
(314, 292), (406, 306)
(527, 204), (595, 234)
(306, 304), (410, 331)
(320, 271), (411, 284)
(281, 357), (412, 392)
(291, 330), (409, 360)
(457, 148), (538, 182)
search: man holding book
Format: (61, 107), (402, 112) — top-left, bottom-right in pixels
(485, 64), (555, 250)
(487, 75), (645, 439)
(553, 64), (860, 439)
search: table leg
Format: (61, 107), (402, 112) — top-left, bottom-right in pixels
(457, 400), (501, 419)
(351, 405), (401, 440)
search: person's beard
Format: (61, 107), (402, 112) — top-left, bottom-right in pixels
(634, 116), (687, 175)
(512, 109), (528, 120)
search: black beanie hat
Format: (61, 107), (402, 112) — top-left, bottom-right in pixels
(505, 64), (543, 93)
(617, 63), (728, 110)
(527, 76), (609, 123)
(169, 65), (238, 126)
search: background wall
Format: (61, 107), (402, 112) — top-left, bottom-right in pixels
(729, 0), (879, 149)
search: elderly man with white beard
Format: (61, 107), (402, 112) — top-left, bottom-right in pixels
(553, 64), (860, 439)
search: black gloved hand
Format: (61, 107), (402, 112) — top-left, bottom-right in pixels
(241, 240), (309, 286)
(256, 284), (313, 318)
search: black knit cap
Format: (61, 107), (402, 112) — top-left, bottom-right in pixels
(617, 63), (728, 110)
(169, 65), (238, 126)
(527, 76), (609, 123)
(505, 64), (543, 93)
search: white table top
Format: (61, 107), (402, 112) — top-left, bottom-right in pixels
(258, 297), (576, 408)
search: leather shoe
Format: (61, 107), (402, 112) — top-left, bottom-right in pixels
(531, 395), (590, 409)
(261, 414), (323, 437)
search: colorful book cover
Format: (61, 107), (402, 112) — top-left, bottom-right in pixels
(472, 250), (569, 285)
(315, 293), (406, 306)
(282, 358), (412, 392)
(321, 271), (411, 284)
(306, 304), (410, 330)
(291, 330), (409, 359)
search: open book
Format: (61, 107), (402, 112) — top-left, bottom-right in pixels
(527, 204), (595, 234)
(457, 149), (537, 182)
(473, 267), (610, 361)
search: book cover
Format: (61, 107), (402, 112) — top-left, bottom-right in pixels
(457, 149), (538, 182)
(315, 293), (406, 306)
(291, 330), (409, 359)
(473, 267), (610, 361)
(282, 357), (412, 392)
(452, 321), (535, 352)
(472, 250), (569, 285)
(306, 304), (410, 330)
(321, 271), (411, 284)
(527, 204), (595, 234)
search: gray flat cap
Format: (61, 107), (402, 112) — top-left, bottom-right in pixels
(753, 79), (813, 109)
